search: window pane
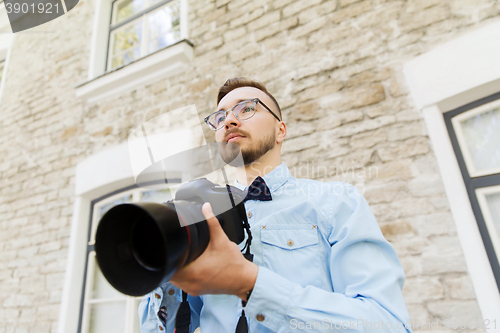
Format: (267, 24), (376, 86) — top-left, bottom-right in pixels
(486, 192), (500, 239)
(147, 1), (181, 54)
(109, 20), (143, 70)
(113, 0), (145, 25)
(133, 299), (142, 333)
(459, 107), (500, 174)
(88, 301), (126, 333)
(141, 189), (172, 203)
(92, 257), (124, 299)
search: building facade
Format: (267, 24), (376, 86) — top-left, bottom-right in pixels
(0, 0), (500, 332)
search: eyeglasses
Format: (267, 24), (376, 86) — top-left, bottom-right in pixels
(204, 98), (281, 131)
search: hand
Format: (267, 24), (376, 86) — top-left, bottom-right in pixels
(170, 202), (258, 300)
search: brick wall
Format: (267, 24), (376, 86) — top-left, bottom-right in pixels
(0, 0), (499, 331)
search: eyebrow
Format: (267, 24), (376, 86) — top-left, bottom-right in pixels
(217, 99), (250, 112)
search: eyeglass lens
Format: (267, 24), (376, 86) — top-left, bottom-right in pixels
(212, 100), (257, 128)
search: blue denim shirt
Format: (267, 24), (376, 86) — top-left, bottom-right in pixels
(139, 163), (412, 332)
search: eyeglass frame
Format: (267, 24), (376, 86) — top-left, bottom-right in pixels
(204, 98), (281, 131)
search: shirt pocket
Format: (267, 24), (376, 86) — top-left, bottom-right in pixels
(260, 224), (321, 287)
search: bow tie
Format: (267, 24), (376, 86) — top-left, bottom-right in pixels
(243, 176), (272, 202)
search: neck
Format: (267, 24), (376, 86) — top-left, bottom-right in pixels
(235, 151), (282, 186)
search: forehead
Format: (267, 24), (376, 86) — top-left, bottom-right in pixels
(218, 87), (273, 110)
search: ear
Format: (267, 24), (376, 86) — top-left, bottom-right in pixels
(276, 121), (286, 144)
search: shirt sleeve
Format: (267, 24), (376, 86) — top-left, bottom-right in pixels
(138, 282), (202, 333)
(244, 184), (413, 333)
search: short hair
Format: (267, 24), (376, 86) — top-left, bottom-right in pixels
(217, 77), (282, 120)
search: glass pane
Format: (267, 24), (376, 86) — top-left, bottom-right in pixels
(88, 301), (126, 333)
(113, 0), (145, 24)
(141, 189), (172, 203)
(486, 192), (500, 239)
(109, 19), (143, 70)
(91, 258), (124, 299)
(459, 107), (500, 173)
(147, 1), (181, 54)
(133, 299), (142, 333)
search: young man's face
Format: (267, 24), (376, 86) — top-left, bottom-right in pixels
(215, 86), (281, 165)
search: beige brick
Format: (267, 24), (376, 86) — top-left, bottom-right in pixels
(223, 26), (246, 42)
(405, 0), (442, 13)
(290, 17), (327, 39)
(377, 137), (430, 162)
(445, 275), (477, 300)
(403, 277), (445, 304)
(413, 213), (456, 237)
(248, 10), (281, 31)
(229, 7), (265, 29)
(329, 0), (372, 23)
(229, 43), (261, 62)
(427, 300), (482, 326)
(298, 0), (338, 24)
(254, 16), (299, 41)
(399, 5), (450, 32)
(283, 0), (322, 18)
(363, 181), (409, 204)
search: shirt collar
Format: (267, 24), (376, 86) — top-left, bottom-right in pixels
(233, 163), (291, 193)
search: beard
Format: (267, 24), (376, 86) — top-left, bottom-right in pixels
(219, 130), (276, 166)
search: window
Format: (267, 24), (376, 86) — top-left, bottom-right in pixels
(108, 0), (181, 70)
(79, 184), (180, 333)
(445, 92), (500, 290)
(75, 0), (191, 103)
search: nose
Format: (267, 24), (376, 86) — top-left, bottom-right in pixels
(223, 109), (240, 129)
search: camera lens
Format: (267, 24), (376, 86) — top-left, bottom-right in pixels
(131, 215), (166, 271)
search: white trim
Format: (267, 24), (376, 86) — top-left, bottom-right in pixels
(87, 0), (113, 80)
(422, 106), (500, 328)
(58, 196), (92, 333)
(76, 40), (193, 103)
(477, 186), (500, 262)
(83, 0), (192, 103)
(451, 99), (500, 178)
(58, 140), (187, 333)
(58, 143), (137, 333)
(404, 20), (500, 112)
(180, 0), (188, 40)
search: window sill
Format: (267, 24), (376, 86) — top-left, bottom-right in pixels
(75, 39), (194, 103)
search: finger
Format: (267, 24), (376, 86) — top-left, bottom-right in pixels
(202, 202), (227, 241)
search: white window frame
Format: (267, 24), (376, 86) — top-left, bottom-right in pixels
(476, 185), (500, 262)
(75, 0), (191, 104)
(57, 142), (186, 333)
(451, 99), (500, 178)
(404, 20), (500, 330)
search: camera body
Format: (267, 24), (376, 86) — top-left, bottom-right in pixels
(94, 178), (249, 296)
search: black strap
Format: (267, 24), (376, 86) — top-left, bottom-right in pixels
(235, 309), (249, 333)
(175, 291), (190, 333)
(235, 253), (254, 333)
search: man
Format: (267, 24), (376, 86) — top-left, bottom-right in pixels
(139, 78), (412, 332)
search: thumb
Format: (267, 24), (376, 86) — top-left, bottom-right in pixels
(202, 202), (226, 241)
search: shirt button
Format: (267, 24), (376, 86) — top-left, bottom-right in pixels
(155, 293), (161, 299)
(287, 239), (294, 246)
(247, 212), (252, 218)
(168, 289), (175, 296)
(159, 326), (164, 331)
(256, 314), (265, 322)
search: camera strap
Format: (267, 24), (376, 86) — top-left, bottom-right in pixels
(174, 291), (190, 333)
